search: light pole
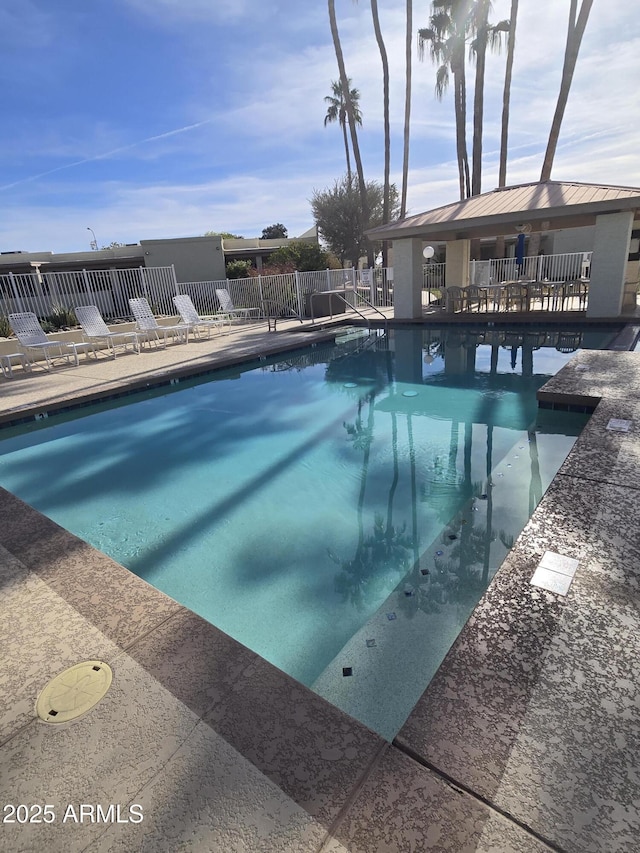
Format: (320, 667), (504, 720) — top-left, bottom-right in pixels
(87, 227), (98, 251)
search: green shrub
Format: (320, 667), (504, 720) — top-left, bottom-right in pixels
(0, 315), (11, 338)
(226, 260), (253, 279)
(47, 304), (77, 329)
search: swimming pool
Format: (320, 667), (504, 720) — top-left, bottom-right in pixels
(0, 324), (614, 739)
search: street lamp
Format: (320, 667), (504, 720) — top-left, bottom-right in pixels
(87, 227), (98, 251)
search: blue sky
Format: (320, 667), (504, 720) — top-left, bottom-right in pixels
(1, 0), (638, 253)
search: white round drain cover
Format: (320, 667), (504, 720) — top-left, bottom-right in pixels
(36, 661), (113, 724)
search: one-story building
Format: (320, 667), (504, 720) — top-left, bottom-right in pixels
(0, 227), (319, 285)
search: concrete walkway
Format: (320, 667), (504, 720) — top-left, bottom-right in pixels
(1, 320), (639, 851)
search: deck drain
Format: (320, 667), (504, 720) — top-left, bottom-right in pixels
(36, 661), (113, 724)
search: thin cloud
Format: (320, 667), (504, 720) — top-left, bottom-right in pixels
(0, 119), (216, 192)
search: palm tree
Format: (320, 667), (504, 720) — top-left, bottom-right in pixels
(324, 79), (363, 185)
(419, 1), (471, 200)
(328, 0), (372, 264)
(469, 2), (509, 196)
(498, 0), (518, 188)
(369, 4), (390, 201)
(369, 0), (391, 262)
(540, 0), (594, 181)
(493, 0), (518, 260)
(349, 0), (391, 260)
(400, 0), (413, 218)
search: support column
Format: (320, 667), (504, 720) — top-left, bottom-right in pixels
(445, 240), (471, 288)
(392, 237), (424, 319)
(587, 211), (634, 318)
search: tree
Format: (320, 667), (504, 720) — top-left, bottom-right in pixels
(261, 223), (288, 239)
(311, 176), (400, 267)
(225, 259), (252, 279)
(324, 79), (363, 185)
(328, 0), (372, 264)
(540, 0), (594, 181)
(400, 0), (413, 218)
(204, 231), (244, 239)
(267, 241), (332, 272)
(419, 1), (471, 200)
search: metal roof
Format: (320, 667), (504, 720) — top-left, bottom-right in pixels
(367, 181), (640, 242)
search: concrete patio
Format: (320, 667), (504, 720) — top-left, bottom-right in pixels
(1, 318), (640, 851)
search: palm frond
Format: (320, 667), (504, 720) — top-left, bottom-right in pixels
(435, 64), (450, 98)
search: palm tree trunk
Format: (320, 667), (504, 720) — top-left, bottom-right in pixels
(495, 0), (518, 260)
(342, 120), (353, 185)
(328, 0), (372, 265)
(471, 3), (490, 196)
(498, 0), (518, 188)
(370, 0), (391, 265)
(454, 72), (470, 200)
(400, 0), (412, 218)
(540, 0), (593, 182)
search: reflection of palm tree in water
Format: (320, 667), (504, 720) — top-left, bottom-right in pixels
(527, 429), (543, 514)
(332, 390), (415, 610)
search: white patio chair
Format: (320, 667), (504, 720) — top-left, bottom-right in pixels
(128, 298), (189, 347)
(445, 286), (466, 313)
(215, 288), (262, 323)
(75, 305), (141, 358)
(8, 312), (90, 371)
(172, 294), (228, 340)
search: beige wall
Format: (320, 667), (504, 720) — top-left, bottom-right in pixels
(549, 225), (596, 255)
(445, 240), (471, 287)
(140, 236), (226, 282)
(587, 211), (634, 317)
(392, 238), (424, 319)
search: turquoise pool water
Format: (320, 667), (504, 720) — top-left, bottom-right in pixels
(0, 325), (612, 739)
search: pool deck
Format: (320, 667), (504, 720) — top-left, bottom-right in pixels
(1, 318), (640, 851)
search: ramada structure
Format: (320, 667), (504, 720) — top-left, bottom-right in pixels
(369, 181), (640, 320)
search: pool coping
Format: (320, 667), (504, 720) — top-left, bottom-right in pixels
(1, 320), (640, 851)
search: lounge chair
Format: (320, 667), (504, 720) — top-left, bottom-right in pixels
(75, 305), (141, 357)
(215, 288), (262, 323)
(8, 311), (91, 370)
(172, 294), (228, 339)
(128, 298), (189, 347)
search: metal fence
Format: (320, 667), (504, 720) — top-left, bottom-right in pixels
(0, 265), (395, 325)
(0, 253), (591, 327)
(0, 266), (178, 322)
(422, 262), (446, 290)
(178, 267), (394, 319)
(471, 252), (592, 286)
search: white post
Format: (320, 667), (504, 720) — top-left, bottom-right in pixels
(139, 266), (149, 300)
(81, 269), (94, 305)
(9, 272), (25, 313)
(294, 270), (303, 317)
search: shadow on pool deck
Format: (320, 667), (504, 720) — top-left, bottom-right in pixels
(1, 320), (640, 851)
